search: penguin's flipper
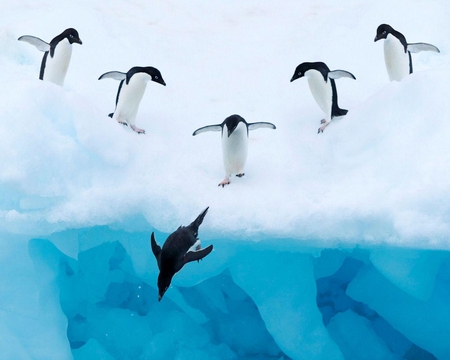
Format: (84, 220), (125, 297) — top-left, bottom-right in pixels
(192, 125), (222, 136)
(407, 43), (440, 54)
(328, 70), (356, 80)
(18, 35), (50, 52)
(150, 232), (162, 260)
(183, 244), (213, 264)
(98, 71), (127, 81)
(248, 122), (277, 130)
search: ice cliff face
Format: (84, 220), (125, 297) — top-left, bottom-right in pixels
(4, 226), (442, 359)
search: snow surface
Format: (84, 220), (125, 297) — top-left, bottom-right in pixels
(0, 0), (449, 247)
(1, 0), (450, 359)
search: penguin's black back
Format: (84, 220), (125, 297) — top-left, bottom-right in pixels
(108, 79), (125, 118)
(160, 227), (196, 272)
(163, 227), (196, 254)
(39, 51), (48, 80)
(330, 79), (348, 118)
(408, 52), (413, 74)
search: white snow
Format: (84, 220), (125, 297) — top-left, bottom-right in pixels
(0, 0), (449, 248)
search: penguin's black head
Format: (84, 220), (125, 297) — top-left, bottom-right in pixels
(291, 62), (329, 83)
(223, 114), (246, 137)
(374, 24), (393, 42)
(157, 272), (172, 301)
(126, 66), (166, 86)
(64, 28), (82, 45)
(145, 67), (166, 86)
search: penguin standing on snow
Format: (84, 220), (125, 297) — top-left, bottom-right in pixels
(151, 207), (213, 301)
(193, 114), (276, 187)
(290, 62), (356, 133)
(98, 66), (166, 134)
(374, 24), (440, 82)
(18, 28), (82, 86)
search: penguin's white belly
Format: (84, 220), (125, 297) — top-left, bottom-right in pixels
(222, 124), (248, 176)
(306, 72), (332, 118)
(44, 40), (72, 86)
(113, 74), (148, 125)
(384, 36), (409, 81)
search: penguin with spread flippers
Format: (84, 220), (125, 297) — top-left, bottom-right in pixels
(98, 66), (166, 134)
(151, 207), (213, 301)
(290, 62), (356, 133)
(18, 28), (82, 86)
(193, 114), (276, 187)
(374, 24), (440, 82)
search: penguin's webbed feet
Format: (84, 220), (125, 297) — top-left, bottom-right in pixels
(318, 120), (330, 134)
(218, 178), (230, 187)
(130, 125), (146, 134)
(236, 173), (245, 178)
(118, 120), (128, 127)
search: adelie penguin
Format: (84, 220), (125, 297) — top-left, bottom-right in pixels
(374, 24), (440, 82)
(18, 28), (82, 86)
(151, 207), (213, 301)
(290, 62), (356, 133)
(98, 66), (166, 134)
(193, 114), (276, 187)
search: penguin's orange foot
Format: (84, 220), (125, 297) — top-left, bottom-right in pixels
(320, 119), (326, 124)
(236, 173), (245, 178)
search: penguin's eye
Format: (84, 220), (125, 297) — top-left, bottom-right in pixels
(155, 76), (159, 79)
(382, 30), (386, 35)
(69, 34), (74, 38)
(298, 72), (302, 76)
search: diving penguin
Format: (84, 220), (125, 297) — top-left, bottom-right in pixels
(193, 114), (276, 187)
(98, 66), (166, 134)
(151, 207), (213, 301)
(290, 62), (356, 133)
(374, 24), (440, 82)
(18, 28), (82, 86)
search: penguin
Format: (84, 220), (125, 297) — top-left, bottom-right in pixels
(290, 62), (356, 133)
(151, 207), (213, 301)
(374, 24), (440, 82)
(98, 66), (166, 134)
(18, 28), (82, 86)
(192, 114), (276, 187)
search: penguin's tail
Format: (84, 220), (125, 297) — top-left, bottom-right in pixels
(190, 207), (209, 231)
(332, 107), (348, 118)
(108, 113), (114, 118)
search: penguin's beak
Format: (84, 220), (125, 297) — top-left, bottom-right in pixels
(155, 79), (166, 86)
(374, 35), (380, 42)
(290, 72), (301, 82)
(76, 38), (83, 45)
